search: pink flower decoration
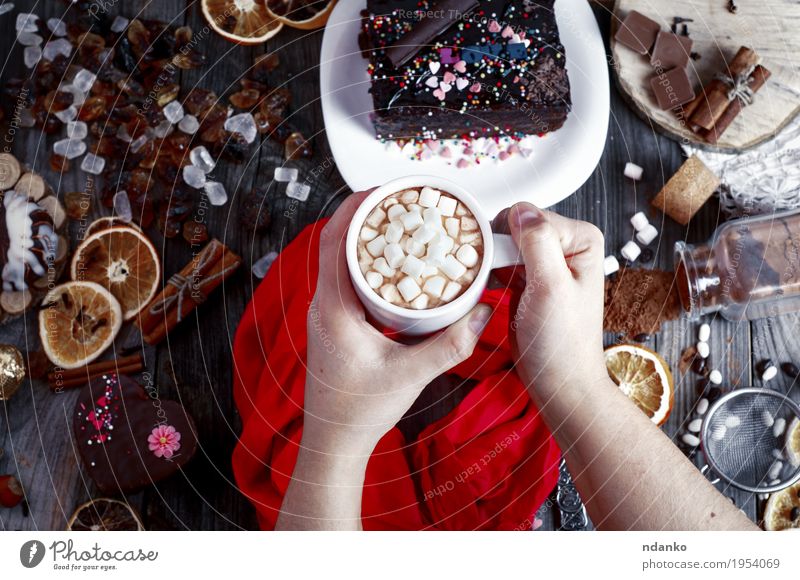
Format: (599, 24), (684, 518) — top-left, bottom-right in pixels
(148, 425), (181, 459)
(488, 20), (501, 33)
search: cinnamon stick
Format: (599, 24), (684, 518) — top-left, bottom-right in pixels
(700, 64), (771, 144)
(48, 353), (144, 390)
(689, 46), (761, 131)
(142, 244), (242, 346)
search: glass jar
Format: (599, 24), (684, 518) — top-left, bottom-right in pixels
(675, 209), (800, 321)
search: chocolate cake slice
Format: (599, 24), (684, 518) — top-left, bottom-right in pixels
(360, 0), (571, 141)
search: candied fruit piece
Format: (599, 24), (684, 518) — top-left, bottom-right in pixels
(259, 88), (291, 121)
(229, 88), (260, 109)
(78, 96), (108, 121)
(285, 132), (312, 160)
(184, 88), (218, 115)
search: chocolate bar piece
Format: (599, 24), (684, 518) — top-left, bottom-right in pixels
(650, 67), (695, 110)
(650, 31), (692, 70)
(615, 10), (660, 55)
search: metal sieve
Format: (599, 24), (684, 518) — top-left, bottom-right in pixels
(700, 388), (800, 494)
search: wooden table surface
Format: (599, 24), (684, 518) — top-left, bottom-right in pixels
(1, 1), (796, 531)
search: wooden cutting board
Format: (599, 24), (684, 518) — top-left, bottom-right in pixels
(610, 0), (800, 152)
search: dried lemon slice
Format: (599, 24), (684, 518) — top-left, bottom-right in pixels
(67, 498), (144, 531)
(201, 0), (283, 44)
(763, 481), (800, 531)
(605, 344), (675, 426)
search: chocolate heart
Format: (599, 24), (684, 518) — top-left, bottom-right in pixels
(73, 374), (198, 494)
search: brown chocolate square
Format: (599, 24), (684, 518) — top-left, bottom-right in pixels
(615, 10), (661, 55)
(650, 31), (693, 70)
(650, 67), (695, 110)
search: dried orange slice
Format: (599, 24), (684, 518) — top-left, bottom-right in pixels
(38, 281), (122, 369)
(266, 0), (336, 30)
(605, 344), (674, 426)
(201, 0), (284, 45)
(763, 480), (800, 531)
(85, 216), (142, 238)
(67, 498), (144, 531)
(786, 417), (800, 468)
(71, 227), (160, 321)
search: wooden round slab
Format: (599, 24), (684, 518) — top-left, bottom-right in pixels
(611, 0), (800, 152)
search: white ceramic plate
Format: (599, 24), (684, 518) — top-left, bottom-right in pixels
(320, 0), (609, 216)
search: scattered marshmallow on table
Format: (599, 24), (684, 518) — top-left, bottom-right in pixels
(630, 212), (649, 231)
(697, 341), (710, 359)
(624, 162), (643, 181)
(698, 323), (711, 342)
(636, 224), (659, 245)
(621, 241), (641, 262)
(709, 369), (722, 384)
(603, 255), (620, 276)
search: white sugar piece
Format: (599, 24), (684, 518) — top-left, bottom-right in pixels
(80, 153), (105, 175)
(385, 220), (404, 244)
(438, 196), (457, 217)
(131, 134), (149, 153)
(24, 45), (41, 68)
(397, 276), (422, 302)
(224, 112), (257, 144)
(412, 223), (437, 244)
(725, 415), (741, 429)
(42, 38), (72, 61)
(456, 244), (479, 268)
(0, 4), (14, 16)
(73, 68), (97, 93)
(630, 212), (649, 232)
(411, 294), (429, 310)
(360, 226), (378, 242)
(17, 31), (42, 46)
(380, 284), (401, 304)
(423, 206), (441, 224)
(636, 224), (659, 246)
(711, 424), (727, 441)
(365, 207), (386, 229)
(178, 114), (199, 134)
(709, 369), (722, 385)
(274, 167), (298, 182)
(696, 398), (709, 415)
(384, 243), (405, 269)
(442, 255), (467, 280)
(418, 186), (441, 208)
(67, 120), (87, 140)
(372, 257), (395, 278)
(366, 235), (387, 258)
(401, 254), (425, 278)
(441, 281), (462, 302)
(762, 410), (775, 428)
(110, 15), (130, 33)
(423, 276), (446, 298)
(387, 203), (407, 221)
(698, 323), (711, 342)
(60, 84), (85, 106)
(153, 120), (173, 138)
(624, 162), (643, 181)
(400, 189), (419, 204)
(688, 418), (702, 433)
(603, 255), (620, 276)
(182, 165), (206, 189)
(190, 146), (215, 173)
(461, 216), (479, 231)
(53, 138), (86, 159)
(400, 210), (424, 231)
(16, 13), (38, 33)
(404, 238), (425, 258)
(365, 271), (383, 289)
(773, 418), (786, 438)
(163, 100), (185, 124)
(697, 341), (710, 359)
(110, 190), (132, 223)
(204, 181), (228, 206)
(445, 217), (460, 238)
(620, 241), (641, 262)
(252, 251), (279, 278)
(681, 433), (700, 447)
(286, 181), (311, 201)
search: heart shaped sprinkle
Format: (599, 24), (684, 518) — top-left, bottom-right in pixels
(425, 76), (439, 88)
(470, 82), (481, 93)
(501, 25), (514, 38)
(433, 88), (446, 100)
(440, 82), (452, 93)
(454, 60), (467, 73)
(443, 71), (456, 84)
(511, 33), (522, 44)
(455, 78), (469, 91)
(488, 20), (501, 33)
(429, 61), (441, 74)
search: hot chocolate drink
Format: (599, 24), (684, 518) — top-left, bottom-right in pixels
(356, 187), (484, 310)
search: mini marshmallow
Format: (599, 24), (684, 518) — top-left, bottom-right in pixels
(438, 196), (457, 217)
(636, 224), (659, 245)
(387, 204), (408, 221)
(630, 212), (649, 232)
(697, 341), (710, 359)
(698, 323), (711, 342)
(404, 238), (425, 257)
(384, 243), (405, 268)
(445, 217), (460, 238)
(365, 207), (386, 228)
(442, 255), (467, 280)
(401, 254), (425, 278)
(441, 281), (462, 302)
(461, 216), (479, 231)
(709, 369), (722, 384)
(624, 162), (644, 181)
(365, 271), (383, 289)
(380, 284), (400, 304)
(460, 231), (481, 244)
(432, 232), (455, 253)
(461, 268), (476, 284)
(455, 203), (468, 216)
(366, 235), (387, 257)
(385, 220), (404, 243)
(397, 276), (422, 302)
(407, 203), (422, 214)
(400, 210), (424, 231)
(423, 206), (442, 224)
(620, 241), (641, 262)
(412, 224), (438, 244)
(603, 255), (620, 276)
(360, 226), (378, 242)
(373, 257), (396, 278)
(411, 294), (429, 310)
(423, 275), (446, 298)
(418, 186), (441, 208)
(400, 189), (419, 204)
(383, 197), (399, 208)
(456, 244), (479, 268)
(425, 243), (447, 265)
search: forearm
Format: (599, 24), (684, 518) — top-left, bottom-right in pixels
(531, 374), (758, 531)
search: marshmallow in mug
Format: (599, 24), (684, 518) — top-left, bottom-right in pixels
(357, 187), (484, 310)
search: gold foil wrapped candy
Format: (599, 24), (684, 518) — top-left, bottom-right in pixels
(0, 345), (25, 400)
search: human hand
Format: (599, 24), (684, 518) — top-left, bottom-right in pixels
(496, 203), (608, 401)
(302, 191), (492, 458)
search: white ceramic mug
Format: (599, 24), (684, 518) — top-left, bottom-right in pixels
(346, 175), (523, 335)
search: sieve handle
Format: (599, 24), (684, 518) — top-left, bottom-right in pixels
(700, 464), (721, 485)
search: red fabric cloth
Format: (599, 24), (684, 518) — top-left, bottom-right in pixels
(231, 220), (561, 530)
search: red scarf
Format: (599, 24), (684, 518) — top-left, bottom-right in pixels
(231, 220), (561, 530)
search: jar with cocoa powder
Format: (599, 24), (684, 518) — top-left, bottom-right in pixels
(675, 209), (800, 321)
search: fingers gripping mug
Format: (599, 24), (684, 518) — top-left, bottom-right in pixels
(346, 176), (523, 335)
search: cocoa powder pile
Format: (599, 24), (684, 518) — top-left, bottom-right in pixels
(604, 269), (683, 337)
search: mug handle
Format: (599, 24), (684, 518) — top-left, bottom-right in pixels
(491, 233), (523, 269)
